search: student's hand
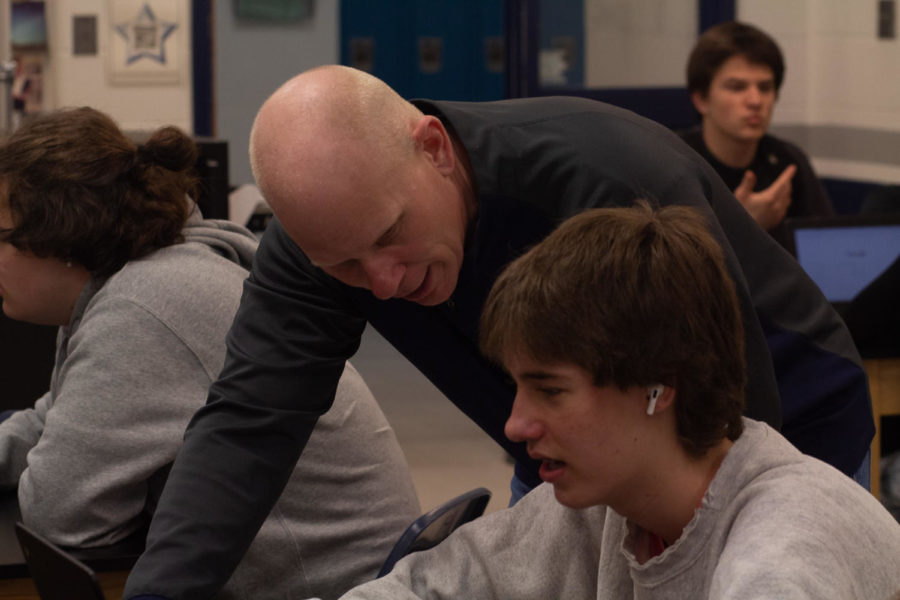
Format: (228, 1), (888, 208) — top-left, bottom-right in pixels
(733, 164), (797, 230)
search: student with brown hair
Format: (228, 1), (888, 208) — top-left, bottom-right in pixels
(335, 202), (900, 599)
(0, 107), (420, 600)
(681, 21), (833, 246)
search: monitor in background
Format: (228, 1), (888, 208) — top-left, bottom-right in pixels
(785, 216), (900, 309)
(0, 312), (56, 411)
(125, 133), (230, 221)
(193, 138), (229, 220)
(785, 215), (900, 358)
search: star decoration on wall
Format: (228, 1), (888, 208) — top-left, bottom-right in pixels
(114, 3), (177, 65)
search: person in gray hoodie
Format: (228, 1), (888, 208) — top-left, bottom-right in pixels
(0, 107), (421, 599)
(334, 202), (900, 600)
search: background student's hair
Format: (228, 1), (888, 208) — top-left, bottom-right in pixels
(0, 106), (197, 277)
(480, 200), (746, 457)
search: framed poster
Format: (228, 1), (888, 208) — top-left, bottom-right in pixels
(108, 0), (186, 84)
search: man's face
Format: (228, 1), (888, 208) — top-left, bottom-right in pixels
(503, 356), (653, 510)
(277, 151), (469, 307)
(694, 54), (777, 145)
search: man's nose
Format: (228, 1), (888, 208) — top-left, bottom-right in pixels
(362, 256), (405, 300)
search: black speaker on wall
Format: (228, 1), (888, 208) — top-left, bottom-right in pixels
(193, 138), (229, 220)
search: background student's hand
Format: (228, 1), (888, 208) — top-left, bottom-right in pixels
(733, 164), (797, 230)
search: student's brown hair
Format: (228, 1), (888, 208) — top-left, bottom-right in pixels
(0, 107), (197, 277)
(480, 202), (746, 457)
(687, 21), (785, 96)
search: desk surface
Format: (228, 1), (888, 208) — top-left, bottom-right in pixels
(866, 358), (900, 501)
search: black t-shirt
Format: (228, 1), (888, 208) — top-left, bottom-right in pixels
(680, 128), (834, 248)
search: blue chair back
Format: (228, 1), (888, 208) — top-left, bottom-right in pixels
(378, 487), (491, 577)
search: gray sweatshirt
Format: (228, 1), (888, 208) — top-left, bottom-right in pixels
(337, 419), (900, 599)
(0, 215), (421, 599)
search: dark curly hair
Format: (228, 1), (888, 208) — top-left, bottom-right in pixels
(0, 107), (197, 277)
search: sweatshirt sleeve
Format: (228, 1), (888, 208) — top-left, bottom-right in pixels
(710, 463), (900, 599)
(125, 218), (368, 600)
(338, 485), (605, 600)
(0, 391), (50, 489)
(17, 295), (213, 547)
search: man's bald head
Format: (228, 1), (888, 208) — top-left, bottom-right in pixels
(247, 66), (475, 307)
(249, 65), (422, 213)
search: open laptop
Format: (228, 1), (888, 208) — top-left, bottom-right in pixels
(783, 215), (900, 315)
(14, 521), (106, 600)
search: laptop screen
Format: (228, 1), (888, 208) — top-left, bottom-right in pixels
(786, 217), (900, 305)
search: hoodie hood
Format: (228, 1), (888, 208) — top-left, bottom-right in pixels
(183, 207), (258, 270)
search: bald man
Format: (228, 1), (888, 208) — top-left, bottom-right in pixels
(124, 66), (872, 599)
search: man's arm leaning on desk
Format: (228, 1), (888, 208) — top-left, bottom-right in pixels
(124, 219), (368, 599)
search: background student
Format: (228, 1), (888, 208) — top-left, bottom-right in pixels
(0, 107), (420, 600)
(681, 21), (833, 247)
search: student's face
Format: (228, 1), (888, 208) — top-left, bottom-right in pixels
(504, 356), (654, 510)
(0, 203), (89, 325)
(278, 148), (470, 307)
(693, 55), (777, 145)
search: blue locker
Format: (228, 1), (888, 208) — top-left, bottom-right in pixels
(341, 0), (505, 101)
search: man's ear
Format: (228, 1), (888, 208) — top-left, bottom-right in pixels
(690, 91), (709, 117)
(411, 115), (455, 174)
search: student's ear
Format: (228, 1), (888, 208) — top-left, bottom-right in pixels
(646, 385), (675, 416)
(655, 386), (675, 413)
(690, 91), (709, 117)
(411, 115), (455, 174)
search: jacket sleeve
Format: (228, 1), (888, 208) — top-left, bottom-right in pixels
(0, 391), (50, 489)
(692, 159), (871, 476)
(17, 297), (212, 546)
(125, 218), (368, 600)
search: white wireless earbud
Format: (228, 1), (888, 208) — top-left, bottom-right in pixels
(646, 384), (664, 416)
